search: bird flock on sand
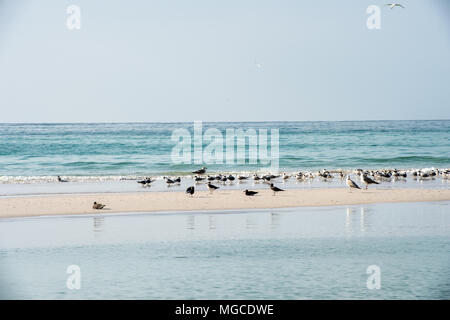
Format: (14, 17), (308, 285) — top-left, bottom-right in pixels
(82, 166), (448, 210)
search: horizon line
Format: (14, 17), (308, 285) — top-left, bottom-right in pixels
(0, 119), (449, 125)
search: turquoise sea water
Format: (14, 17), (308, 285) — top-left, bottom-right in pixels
(1, 202), (449, 299)
(0, 120), (449, 178)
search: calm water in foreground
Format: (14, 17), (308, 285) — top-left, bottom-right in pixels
(1, 201), (449, 299)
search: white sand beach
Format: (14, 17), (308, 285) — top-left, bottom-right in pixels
(1, 188), (450, 218)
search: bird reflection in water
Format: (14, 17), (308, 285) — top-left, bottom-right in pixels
(360, 207), (372, 233)
(208, 215), (216, 230)
(186, 215), (195, 230)
(345, 207), (356, 235)
(245, 215), (257, 230)
(345, 207), (372, 235)
(93, 216), (104, 233)
(270, 212), (280, 230)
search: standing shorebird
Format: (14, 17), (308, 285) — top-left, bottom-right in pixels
(346, 175), (361, 191)
(269, 183), (284, 196)
(207, 182), (219, 194)
(360, 173), (379, 190)
(243, 189), (258, 196)
(194, 176), (205, 182)
(192, 167), (207, 175)
(137, 177), (153, 187)
(57, 176), (68, 183)
(186, 186), (195, 197)
(164, 177), (175, 186)
(93, 202), (106, 210)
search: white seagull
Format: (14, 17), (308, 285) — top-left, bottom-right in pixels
(360, 173), (379, 190)
(346, 175), (361, 191)
(386, 3), (405, 9)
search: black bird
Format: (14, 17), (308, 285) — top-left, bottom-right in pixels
(174, 177), (181, 183)
(137, 177), (153, 186)
(137, 178), (148, 185)
(269, 183), (284, 196)
(238, 175), (248, 180)
(194, 176), (205, 182)
(221, 176), (228, 182)
(207, 182), (219, 193)
(164, 177), (175, 185)
(93, 202), (106, 210)
(186, 186), (195, 197)
(243, 189), (258, 196)
(253, 174), (261, 181)
(227, 175), (235, 182)
(192, 167), (207, 175)
(207, 175), (216, 181)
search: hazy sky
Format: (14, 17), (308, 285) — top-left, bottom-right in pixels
(0, 0), (449, 123)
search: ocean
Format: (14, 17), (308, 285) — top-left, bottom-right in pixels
(1, 121), (449, 300)
(0, 120), (449, 179)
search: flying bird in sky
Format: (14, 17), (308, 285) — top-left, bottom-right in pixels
(386, 3), (405, 9)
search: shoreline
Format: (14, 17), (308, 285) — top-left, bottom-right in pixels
(1, 188), (450, 219)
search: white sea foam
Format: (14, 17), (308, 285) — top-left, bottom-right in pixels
(0, 167), (446, 184)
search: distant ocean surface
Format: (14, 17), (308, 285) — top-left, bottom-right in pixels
(0, 121), (449, 180)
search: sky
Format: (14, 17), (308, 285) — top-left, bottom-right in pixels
(0, 0), (449, 123)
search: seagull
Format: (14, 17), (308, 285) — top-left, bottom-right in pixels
(207, 182), (219, 194)
(137, 178), (148, 185)
(238, 175), (248, 180)
(93, 202), (106, 210)
(420, 172), (430, 178)
(57, 176), (68, 183)
(174, 177), (181, 183)
(164, 177), (175, 186)
(194, 176), (205, 182)
(346, 175), (361, 191)
(360, 173), (379, 190)
(192, 167), (207, 175)
(228, 175), (235, 182)
(318, 170), (332, 179)
(269, 183), (284, 196)
(137, 177), (153, 186)
(186, 186), (195, 197)
(386, 3), (405, 9)
(243, 189), (258, 196)
(253, 174), (261, 181)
